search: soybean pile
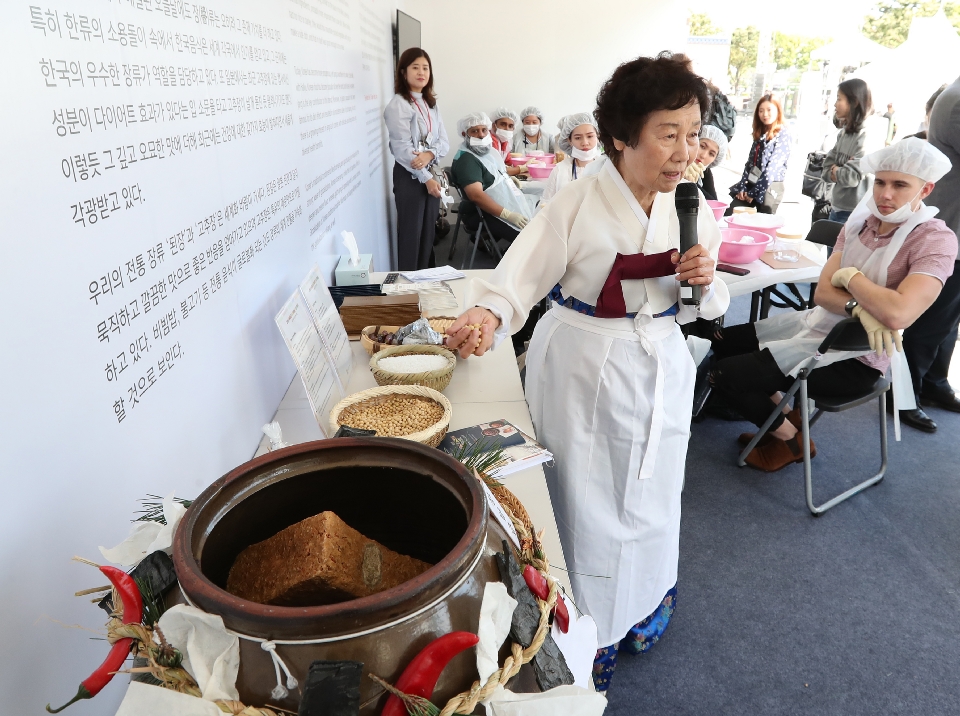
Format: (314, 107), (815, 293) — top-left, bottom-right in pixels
(338, 395), (444, 436)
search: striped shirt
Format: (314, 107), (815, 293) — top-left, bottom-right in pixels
(835, 214), (958, 373)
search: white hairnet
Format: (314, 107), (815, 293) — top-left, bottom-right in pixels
(699, 124), (728, 169)
(457, 111), (491, 136)
(556, 112), (598, 154)
(519, 105), (544, 123)
(861, 137), (952, 183)
(490, 107), (519, 124)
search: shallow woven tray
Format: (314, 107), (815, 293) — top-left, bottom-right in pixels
(369, 344), (457, 392)
(360, 317), (458, 355)
(329, 384), (452, 447)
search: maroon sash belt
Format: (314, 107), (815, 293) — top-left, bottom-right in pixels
(593, 250), (678, 319)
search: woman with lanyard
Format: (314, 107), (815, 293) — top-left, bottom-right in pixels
(383, 48), (449, 270)
(727, 94), (790, 215)
(445, 54), (729, 691)
(709, 139), (954, 471)
(539, 112), (601, 204)
(512, 106), (556, 155)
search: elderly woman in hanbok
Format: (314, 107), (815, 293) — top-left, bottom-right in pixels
(445, 53), (729, 691)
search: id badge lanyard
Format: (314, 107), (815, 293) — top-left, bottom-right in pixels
(413, 99), (433, 153)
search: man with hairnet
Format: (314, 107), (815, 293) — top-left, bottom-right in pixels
(512, 105), (556, 154)
(540, 112), (601, 204)
(901, 75), (960, 427)
(450, 111), (535, 251)
(490, 107), (519, 161)
(708, 138), (956, 467)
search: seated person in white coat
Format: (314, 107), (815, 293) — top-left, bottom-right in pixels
(445, 53), (729, 692)
(449, 112), (535, 245)
(512, 105), (557, 155)
(539, 112), (601, 204)
(709, 138), (955, 472)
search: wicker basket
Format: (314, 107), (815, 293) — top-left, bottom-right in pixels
(370, 344), (457, 392)
(360, 317), (459, 355)
(329, 385), (452, 447)
(360, 325), (400, 355)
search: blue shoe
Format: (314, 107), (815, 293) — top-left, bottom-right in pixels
(620, 585), (677, 656)
(592, 642), (619, 692)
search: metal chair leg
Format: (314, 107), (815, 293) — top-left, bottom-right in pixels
(447, 212), (462, 262)
(464, 223), (482, 270)
(805, 387), (888, 516)
(750, 291), (761, 322)
(738, 380), (802, 466)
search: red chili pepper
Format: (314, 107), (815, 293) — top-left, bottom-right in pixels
(522, 565), (569, 633)
(46, 563), (144, 713)
(382, 631), (479, 716)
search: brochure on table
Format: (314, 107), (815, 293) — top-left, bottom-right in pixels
(299, 265), (354, 392)
(275, 292), (343, 437)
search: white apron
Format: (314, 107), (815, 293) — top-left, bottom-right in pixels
(453, 143), (534, 229)
(754, 196), (934, 436)
(525, 307), (694, 648)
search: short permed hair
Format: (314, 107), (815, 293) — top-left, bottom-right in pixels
(594, 52), (709, 164)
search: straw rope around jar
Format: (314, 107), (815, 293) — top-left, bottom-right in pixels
(328, 384), (452, 448)
(369, 344), (457, 392)
(437, 470), (557, 714)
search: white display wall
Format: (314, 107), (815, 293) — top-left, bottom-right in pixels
(0, 1), (398, 712)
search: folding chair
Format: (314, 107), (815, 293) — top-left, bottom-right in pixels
(443, 169), (504, 269)
(751, 220), (844, 321)
(737, 317), (890, 515)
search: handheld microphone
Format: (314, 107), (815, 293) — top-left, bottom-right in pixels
(674, 182), (701, 306)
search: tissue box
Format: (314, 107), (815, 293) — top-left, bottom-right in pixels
(335, 254), (374, 286)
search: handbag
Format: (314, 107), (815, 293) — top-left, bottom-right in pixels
(802, 151), (828, 201)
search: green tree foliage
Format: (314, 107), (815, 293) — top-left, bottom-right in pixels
(862, 1), (960, 48)
(772, 32), (829, 71)
(728, 26), (759, 95)
(688, 12), (722, 36)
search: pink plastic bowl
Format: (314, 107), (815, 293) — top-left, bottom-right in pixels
(508, 155), (530, 167)
(719, 229), (771, 264)
(706, 199), (729, 221)
(726, 213), (785, 241)
(541, 153), (556, 165)
(527, 164), (554, 179)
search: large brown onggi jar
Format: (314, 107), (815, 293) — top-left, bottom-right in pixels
(172, 437), (529, 713)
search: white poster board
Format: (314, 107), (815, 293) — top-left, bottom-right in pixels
(275, 291), (342, 435)
(299, 263), (354, 391)
(0, 1), (398, 712)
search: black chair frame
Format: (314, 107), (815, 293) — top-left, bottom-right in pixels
(443, 169), (504, 270)
(737, 317), (890, 515)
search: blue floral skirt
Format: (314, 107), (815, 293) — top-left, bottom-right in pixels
(592, 584), (677, 692)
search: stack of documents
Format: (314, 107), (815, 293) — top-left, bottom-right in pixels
(400, 266), (466, 282)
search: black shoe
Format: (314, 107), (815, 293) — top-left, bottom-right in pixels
(920, 389), (960, 413)
(898, 407), (938, 433)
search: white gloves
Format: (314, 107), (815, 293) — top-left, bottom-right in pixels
(683, 162), (705, 183)
(853, 305), (902, 357)
(831, 267), (862, 290)
(500, 208), (529, 228)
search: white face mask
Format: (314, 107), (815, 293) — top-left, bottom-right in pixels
(522, 123), (540, 136)
(571, 146), (598, 161)
(495, 128), (514, 142)
(867, 188), (923, 224)
(469, 134), (493, 147)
